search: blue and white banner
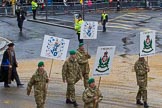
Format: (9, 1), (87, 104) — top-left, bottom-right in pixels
(40, 35), (70, 60)
(80, 21), (98, 39)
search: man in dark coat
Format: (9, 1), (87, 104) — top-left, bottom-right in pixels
(1, 43), (24, 88)
(15, 6), (27, 32)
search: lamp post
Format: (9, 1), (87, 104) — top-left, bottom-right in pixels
(82, 0), (85, 20)
(145, 0), (147, 8)
(46, 0), (48, 21)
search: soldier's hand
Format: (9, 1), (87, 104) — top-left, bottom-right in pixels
(9, 65), (12, 68)
(95, 99), (99, 103)
(94, 96), (98, 100)
(16, 62), (18, 67)
(63, 80), (66, 83)
(27, 91), (30, 96)
(147, 68), (150, 72)
(46, 78), (49, 83)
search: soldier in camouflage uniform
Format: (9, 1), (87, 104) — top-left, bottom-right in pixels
(76, 43), (91, 89)
(62, 50), (82, 107)
(27, 61), (49, 108)
(134, 57), (149, 108)
(82, 78), (103, 108)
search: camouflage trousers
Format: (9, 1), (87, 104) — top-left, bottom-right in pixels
(82, 73), (89, 89)
(136, 86), (147, 102)
(66, 83), (76, 102)
(84, 102), (99, 108)
(35, 91), (46, 108)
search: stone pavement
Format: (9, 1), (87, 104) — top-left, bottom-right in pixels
(0, 54), (162, 108)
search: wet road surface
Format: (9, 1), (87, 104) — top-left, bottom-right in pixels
(0, 9), (162, 108)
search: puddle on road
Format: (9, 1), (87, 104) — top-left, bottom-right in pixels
(3, 100), (12, 104)
(119, 54), (127, 58)
(121, 34), (135, 56)
(156, 34), (162, 49)
(128, 91), (135, 94)
(148, 77), (156, 81)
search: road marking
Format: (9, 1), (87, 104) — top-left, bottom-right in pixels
(107, 22), (133, 27)
(97, 30), (131, 34)
(123, 15), (150, 19)
(109, 13), (130, 22)
(114, 20), (137, 23)
(107, 13), (152, 30)
(107, 25), (133, 30)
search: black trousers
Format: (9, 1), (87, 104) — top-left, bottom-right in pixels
(18, 20), (24, 31)
(77, 33), (83, 43)
(4, 70), (9, 86)
(102, 20), (106, 32)
(12, 66), (21, 85)
(32, 10), (36, 19)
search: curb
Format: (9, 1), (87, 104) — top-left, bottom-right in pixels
(27, 19), (74, 30)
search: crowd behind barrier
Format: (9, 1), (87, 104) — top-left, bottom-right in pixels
(0, 0), (161, 16)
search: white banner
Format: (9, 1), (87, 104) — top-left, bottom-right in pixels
(40, 35), (70, 60)
(80, 21), (98, 39)
(93, 46), (116, 76)
(140, 30), (155, 57)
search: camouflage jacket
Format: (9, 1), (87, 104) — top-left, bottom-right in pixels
(134, 60), (149, 87)
(76, 49), (91, 74)
(62, 57), (82, 84)
(27, 69), (48, 95)
(82, 87), (103, 108)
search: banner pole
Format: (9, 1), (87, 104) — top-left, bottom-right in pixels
(147, 56), (148, 64)
(94, 76), (102, 108)
(87, 40), (89, 53)
(46, 59), (54, 90)
(49, 59), (54, 78)
(98, 76), (101, 89)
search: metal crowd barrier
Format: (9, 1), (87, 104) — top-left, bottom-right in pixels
(0, 1), (161, 16)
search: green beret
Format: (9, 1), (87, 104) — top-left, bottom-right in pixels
(69, 50), (76, 55)
(38, 61), (44, 67)
(88, 78), (95, 84)
(79, 43), (84, 47)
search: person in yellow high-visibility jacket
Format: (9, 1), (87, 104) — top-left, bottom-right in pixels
(31, 0), (38, 20)
(75, 14), (84, 43)
(101, 10), (108, 32)
(11, 0), (16, 15)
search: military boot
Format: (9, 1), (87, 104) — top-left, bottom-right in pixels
(136, 99), (143, 105)
(73, 101), (78, 107)
(144, 102), (149, 108)
(66, 99), (73, 104)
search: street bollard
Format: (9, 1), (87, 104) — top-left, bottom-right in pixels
(5, 7), (8, 15)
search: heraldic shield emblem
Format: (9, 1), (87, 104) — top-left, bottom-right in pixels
(41, 35), (69, 60)
(93, 46), (115, 76)
(96, 51), (110, 73)
(142, 35), (153, 53)
(81, 21), (98, 39)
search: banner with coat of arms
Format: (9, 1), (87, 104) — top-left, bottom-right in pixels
(80, 21), (98, 39)
(40, 35), (70, 60)
(140, 30), (155, 57)
(93, 46), (116, 76)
